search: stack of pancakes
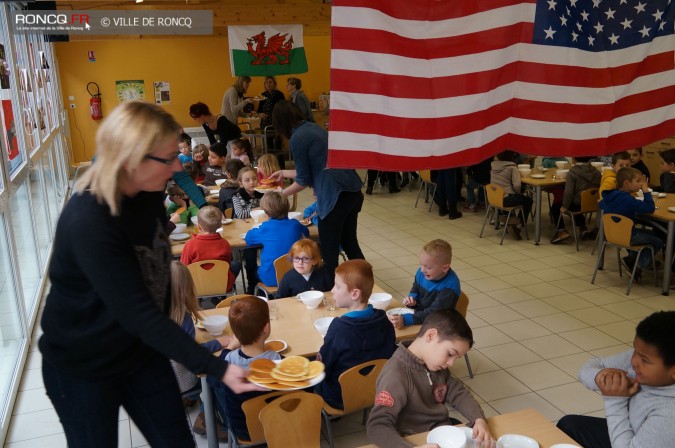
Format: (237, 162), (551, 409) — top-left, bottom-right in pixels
(248, 356), (324, 390)
(257, 178), (276, 190)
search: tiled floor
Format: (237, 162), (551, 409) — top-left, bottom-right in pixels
(6, 181), (675, 447)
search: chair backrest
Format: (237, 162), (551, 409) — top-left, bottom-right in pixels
(273, 254), (294, 286)
(215, 294), (252, 309)
(239, 391), (290, 444)
(419, 169), (433, 183)
(259, 391), (323, 448)
(224, 207), (234, 219)
(455, 291), (469, 318)
(602, 213), (634, 247)
(186, 259), (231, 297)
(338, 359), (388, 414)
(579, 188), (600, 213)
(485, 184), (505, 208)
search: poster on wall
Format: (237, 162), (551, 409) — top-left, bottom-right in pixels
(153, 81), (171, 104)
(0, 44), (10, 89)
(116, 80), (145, 102)
(2, 100), (23, 175)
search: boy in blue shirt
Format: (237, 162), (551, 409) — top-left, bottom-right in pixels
(557, 311), (675, 448)
(316, 260), (396, 409)
(245, 192), (309, 286)
(389, 239), (461, 329)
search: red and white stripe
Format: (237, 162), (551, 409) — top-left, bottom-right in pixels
(327, 0), (675, 170)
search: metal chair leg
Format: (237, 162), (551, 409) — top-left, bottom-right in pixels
(591, 241), (608, 284)
(465, 354), (474, 379)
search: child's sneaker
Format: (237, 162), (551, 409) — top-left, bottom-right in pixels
(551, 230), (570, 244)
(462, 204), (479, 212)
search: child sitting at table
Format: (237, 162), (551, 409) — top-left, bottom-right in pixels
(490, 149), (532, 240)
(166, 181), (199, 225)
(169, 261), (235, 439)
(601, 167), (662, 279)
(556, 311), (675, 448)
(257, 153), (284, 188)
(276, 238), (332, 298)
(367, 309), (494, 447)
(550, 156), (602, 244)
(599, 151), (631, 197)
(245, 192), (309, 286)
(203, 142), (229, 186)
(655, 148), (675, 193)
(316, 260), (396, 410)
(178, 133), (193, 164)
(628, 147), (651, 181)
(217, 159), (245, 212)
(231, 138), (254, 166)
(232, 167), (264, 219)
(191, 143), (208, 184)
(389, 239), (461, 330)
(180, 205), (237, 293)
(209, 295), (282, 442)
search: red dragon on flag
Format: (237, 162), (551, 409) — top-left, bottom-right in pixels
(246, 31), (294, 66)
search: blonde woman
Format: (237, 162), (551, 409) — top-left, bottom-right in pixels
(220, 75), (254, 124)
(39, 102), (262, 448)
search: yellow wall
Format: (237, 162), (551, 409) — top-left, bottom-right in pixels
(55, 36), (331, 163)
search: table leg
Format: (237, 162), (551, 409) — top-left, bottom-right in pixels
(201, 376), (219, 448)
(534, 186), (542, 245)
(662, 221), (674, 295)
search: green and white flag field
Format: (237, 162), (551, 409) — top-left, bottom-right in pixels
(228, 25), (308, 77)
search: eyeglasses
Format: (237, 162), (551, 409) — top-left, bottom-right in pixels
(144, 152), (180, 166)
(291, 257), (313, 264)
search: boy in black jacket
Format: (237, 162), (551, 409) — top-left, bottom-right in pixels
(315, 260), (396, 409)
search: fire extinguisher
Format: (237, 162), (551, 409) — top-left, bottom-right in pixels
(87, 82), (102, 121)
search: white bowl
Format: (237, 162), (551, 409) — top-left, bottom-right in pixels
(298, 290), (324, 309)
(555, 169), (569, 180)
(288, 211), (302, 220)
(314, 317), (335, 336)
(203, 315), (228, 336)
(215, 179), (227, 186)
(191, 216), (199, 226)
(427, 425), (466, 448)
(517, 164), (530, 169)
(368, 292), (393, 310)
(172, 223), (187, 234)
(518, 168), (531, 178)
(555, 160), (569, 169)
(250, 210), (267, 221)
(591, 161), (604, 169)
(386, 308), (414, 317)
(497, 434), (538, 448)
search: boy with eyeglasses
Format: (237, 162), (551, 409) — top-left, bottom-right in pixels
(316, 260), (397, 410)
(276, 238), (332, 298)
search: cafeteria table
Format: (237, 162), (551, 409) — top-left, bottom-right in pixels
(521, 170), (566, 245)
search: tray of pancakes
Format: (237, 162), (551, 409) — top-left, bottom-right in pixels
(254, 178), (277, 194)
(248, 356), (325, 390)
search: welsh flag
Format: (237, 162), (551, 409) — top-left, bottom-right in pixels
(228, 25), (309, 77)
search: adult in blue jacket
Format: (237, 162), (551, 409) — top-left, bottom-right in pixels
(271, 101), (365, 278)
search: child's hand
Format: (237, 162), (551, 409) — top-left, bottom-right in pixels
(472, 418), (496, 447)
(215, 334), (232, 348)
(388, 315), (404, 329)
(403, 296), (416, 307)
(225, 335), (241, 351)
(169, 213), (182, 224)
(172, 196), (187, 208)
(595, 368), (640, 397)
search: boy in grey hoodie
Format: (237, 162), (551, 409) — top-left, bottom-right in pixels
(557, 311), (675, 448)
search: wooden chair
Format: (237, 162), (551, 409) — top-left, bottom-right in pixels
(591, 213), (657, 295)
(321, 359), (387, 448)
(186, 260), (233, 301)
(414, 170), (437, 212)
(480, 184), (529, 245)
(228, 391), (290, 447)
(214, 294), (254, 309)
(455, 292), (474, 379)
(555, 188), (599, 251)
(254, 254), (294, 299)
(259, 392), (323, 448)
(224, 207), (233, 219)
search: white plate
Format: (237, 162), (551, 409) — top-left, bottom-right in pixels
(386, 308), (414, 317)
(194, 320), (205, 330)
(427, 425), (466, 448)
(248, 360), (326, 391)
(222, 218), (233, 225)
(254, 187), (277, 194)
(530, 174), (546, 179)
(216, 228), (223, 234)
(497, 434), (538, 448)
(550, 444), (581, 448)
(658, 192), (667, 198)
(668, 207), (675, 213)
(264, 339), (288, 353)
(169, 233), (190, 241)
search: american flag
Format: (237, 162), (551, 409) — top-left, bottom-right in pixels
(327, 0), (675, 170)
